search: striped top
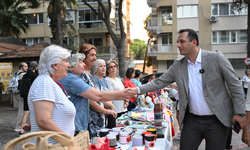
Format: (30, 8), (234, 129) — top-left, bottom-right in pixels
(28, 75), (76, 143)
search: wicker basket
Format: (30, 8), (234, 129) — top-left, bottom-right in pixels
(73, 131), (90, 150)
(1, 131), (81, 150)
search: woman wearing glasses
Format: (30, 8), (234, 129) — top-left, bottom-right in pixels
(106, 60), (129, 117)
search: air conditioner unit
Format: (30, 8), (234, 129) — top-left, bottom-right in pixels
(210, 16), (218, 22)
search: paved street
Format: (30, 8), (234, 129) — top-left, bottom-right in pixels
(0, 97), (250, 149)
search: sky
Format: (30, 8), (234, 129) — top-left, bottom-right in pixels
(130, 0), (151, 41)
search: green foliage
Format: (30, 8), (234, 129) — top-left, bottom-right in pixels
(129, 39), (147, 60)
(0, 0), (40, 38)
(146, 56), (153, 67)
(47, 0), (78, 47)
(143, 15), (151, 38)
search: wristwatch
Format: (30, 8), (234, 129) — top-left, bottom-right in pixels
(239, 114), (246, 117)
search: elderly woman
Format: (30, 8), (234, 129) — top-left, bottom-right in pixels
(60, 49), (130, 137)
(28, 45), (75, 142)
(106, 60), (128, 117)
(123, 68), (136, 111)
(92, 59), (116, 128)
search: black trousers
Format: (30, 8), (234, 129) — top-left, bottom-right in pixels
(180, 112), (230, 150)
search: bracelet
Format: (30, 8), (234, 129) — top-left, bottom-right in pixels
(101, 109), (105, 114)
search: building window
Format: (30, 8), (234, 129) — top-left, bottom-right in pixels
(212, 3), (248, 16)
(48, 11), (74, 25)
(65, 11), (74, 24)
(63, 37), (74, 45)
(81, 37), (103, 46)
(27, 13), (43, 24)
(161, 33), (172, 52)
(212, 30), (247, 43)
(78, 9), (105, 28)
(160, 6), (172, 26)
(177, 5), (198, 18)
(49, 37), (74, 45)
(22, 38), (44, 46)
(162, 33), (172, 45)
(229, 58), (245, 69)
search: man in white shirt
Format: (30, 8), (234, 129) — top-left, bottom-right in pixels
(129, 29), (246, 150)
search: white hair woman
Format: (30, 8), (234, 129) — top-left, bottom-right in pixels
(58, 53), (134, 136)
(92, 59), (116, 130)
(28, 45), (75, 143)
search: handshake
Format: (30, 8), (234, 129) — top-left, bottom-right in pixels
(121, 87), (138, 99)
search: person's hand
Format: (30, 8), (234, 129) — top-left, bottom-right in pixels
(22, 124), (31, 131)
(232, 114), (247, 129)
(103, 109), (117, 118)
(122, 88), (137, 99)
(242, 130), (250, 146)
(170, 83), (178, 91)
(124, 100), (129, 108)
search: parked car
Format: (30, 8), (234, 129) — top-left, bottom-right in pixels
(139, 72), (177, 100)
(140, 73), (163, 85)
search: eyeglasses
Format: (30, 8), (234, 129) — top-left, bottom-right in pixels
(108, 65), (116, 69)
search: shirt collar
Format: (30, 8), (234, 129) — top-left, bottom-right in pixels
(187, 48), (202, 64)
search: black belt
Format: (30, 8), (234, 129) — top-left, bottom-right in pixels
(188, 112), (216, 119)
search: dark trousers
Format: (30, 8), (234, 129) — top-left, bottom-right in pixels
(180, 112), (230, 150)
(244, 88), (248, 96)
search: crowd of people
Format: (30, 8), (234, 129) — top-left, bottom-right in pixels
(10, 28), (250, 150)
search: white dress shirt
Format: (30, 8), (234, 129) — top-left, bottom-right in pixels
(187, 49), (214, 115)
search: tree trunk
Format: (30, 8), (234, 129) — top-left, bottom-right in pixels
(54, 0), (63, 45)
(117, 45), (126, 79)
(143, 39), (150, 75)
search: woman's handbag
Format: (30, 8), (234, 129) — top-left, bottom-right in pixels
(73, 131), (90, 150)
(1, 131), (88, 150)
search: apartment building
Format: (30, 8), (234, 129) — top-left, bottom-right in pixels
(20, 0), (132, 62)
(147, 0), (248, 77)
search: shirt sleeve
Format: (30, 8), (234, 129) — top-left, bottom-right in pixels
(31, 78), (56, 102)
(70, 77), (92, 96)
(242, 76), (247, 82)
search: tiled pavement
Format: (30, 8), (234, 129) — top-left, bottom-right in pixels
(171, 102), (250, 150)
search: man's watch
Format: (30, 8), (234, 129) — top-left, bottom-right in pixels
(239, 114), (246, 117)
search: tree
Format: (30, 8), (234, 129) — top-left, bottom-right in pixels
(47, 0), (78, 47)
(232, 0), (250, 68)
(129, 39), (147, 60)
(142, 15), (156, 74)
(83, 0), (127, 78)
(0, 0), (40, 38)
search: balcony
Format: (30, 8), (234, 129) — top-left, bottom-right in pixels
(79, 21), (106, 29)
(96, 46), (117, 60)
(147, 17), (172, 34)
(147, 0), (160, 7)
(147, 18), (162, 34)
(78, 20), (115, 32)
(78, 0), (108, 3)
(147, 44), (173, 56)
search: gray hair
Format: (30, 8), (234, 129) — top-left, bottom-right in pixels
(38, 45), (70, 75)
(92, 59), (105, 75)
(67, 52), (86, 72)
